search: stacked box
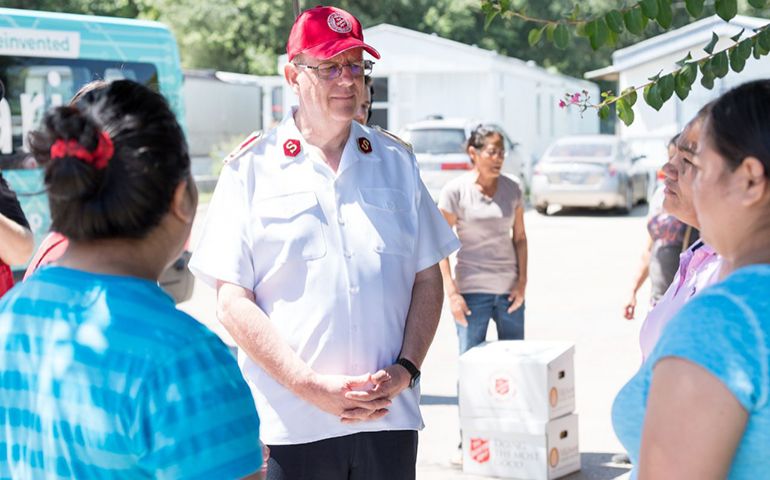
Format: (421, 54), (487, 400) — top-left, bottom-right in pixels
(459, 341), (580, 480)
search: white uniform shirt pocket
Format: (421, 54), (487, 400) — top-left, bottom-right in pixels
(358, 187), (416, 256)
(253, 191), (327, 264)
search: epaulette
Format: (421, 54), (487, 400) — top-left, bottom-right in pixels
(373, 125), (413, 154)
(223, 131), (264, 164)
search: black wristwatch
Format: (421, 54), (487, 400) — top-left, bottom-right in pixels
(396, 357), (421, 389)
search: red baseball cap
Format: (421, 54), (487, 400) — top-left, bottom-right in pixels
(287, 6), (380, 61)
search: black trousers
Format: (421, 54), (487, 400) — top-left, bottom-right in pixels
(266, 430), (418, 480)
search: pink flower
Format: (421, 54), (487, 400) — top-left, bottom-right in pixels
(558, 100), (567, 109)
(570, 93), (581, 104)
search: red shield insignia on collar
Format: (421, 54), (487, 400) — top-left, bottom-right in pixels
(357, 137), (372, 154)
(283, 139), (301, 157)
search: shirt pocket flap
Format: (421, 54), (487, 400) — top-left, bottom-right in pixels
(359, 188), (410, 212)
(256, 191), (318, 219)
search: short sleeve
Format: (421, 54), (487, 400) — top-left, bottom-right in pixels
(437, 181), (459, 216)
(0, 173), (29, 229)
(131, 339), (262, 479)
(650, 289), (768, 412)
(414, 179), (460, 272)
(510, 176), (523, 212)
(189, 161), (255, 290)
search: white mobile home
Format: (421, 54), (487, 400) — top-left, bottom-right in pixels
(586, 15), (770, 165)
(280, 24), (599, 164)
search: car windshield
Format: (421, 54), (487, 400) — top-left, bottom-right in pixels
(404, 128), (467, 155)
(546, 143), (614, 161)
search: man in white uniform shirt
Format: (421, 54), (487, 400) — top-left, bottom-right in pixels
(189, 6), (459, 479)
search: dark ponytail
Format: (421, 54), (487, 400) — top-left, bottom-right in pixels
(28, 80), (191, 241)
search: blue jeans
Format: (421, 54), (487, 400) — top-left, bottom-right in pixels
(456, 293), (525, 355)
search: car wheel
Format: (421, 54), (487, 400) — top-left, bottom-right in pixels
(535, 204), (548, 215)
(618, 185), (633, 214)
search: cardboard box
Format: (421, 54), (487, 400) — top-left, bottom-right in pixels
(461, 414), (580, 480)
(459, 341), (575, 421)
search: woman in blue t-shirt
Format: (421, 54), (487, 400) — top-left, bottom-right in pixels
(0, 81), (264, 479)
(612, 80), (770, 478)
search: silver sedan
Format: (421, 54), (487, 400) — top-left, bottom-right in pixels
(531, 135), (648, 215)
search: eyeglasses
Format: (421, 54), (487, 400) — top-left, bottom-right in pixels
(293, 60), (374, 80)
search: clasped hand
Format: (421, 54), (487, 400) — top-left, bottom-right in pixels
(308, 364), (411, 424)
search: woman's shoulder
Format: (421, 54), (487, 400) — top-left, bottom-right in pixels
(656, 266), (770, 360)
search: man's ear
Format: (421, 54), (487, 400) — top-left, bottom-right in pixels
(170, 179), (196, 225)
(739, 156), (768, 206)
(284, 63), (301, 96)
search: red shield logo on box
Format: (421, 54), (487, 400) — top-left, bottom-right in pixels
(495, 377), (510, 396)
(470, 438), (490, 464)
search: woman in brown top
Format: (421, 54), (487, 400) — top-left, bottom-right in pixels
(438, 124), (529, 354)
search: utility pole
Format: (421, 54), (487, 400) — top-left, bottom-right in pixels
(292, 0), (300, 18)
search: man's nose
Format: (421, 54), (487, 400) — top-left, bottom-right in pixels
(338, 65), (356, 85)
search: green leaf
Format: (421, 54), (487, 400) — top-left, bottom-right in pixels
(715, 0), (737, 22)
(584, 19), (596, 37)
(730, 29), (745, 43)
(569, 4), (582, 21)
(606, 10), (625, 34)
(528, 27), (544, 47)
(647, 70), (663, 82)
(483, 9), (500, 30)
(589, 19), (610, 50)
(704, 32), (719, 55)
(640, 0), (659, 18)
(748, 0), (766, 7)
(754, 35), (770, 58)
(624, 7), (645, 35)
(680, 63), (697, 86)
(553, 24), (570, 49)
(686, 0), (705, 17)
(656, 0), (673, 28)
(599, 104), (611, 120)
(674, 71), (691, 100)
(700, 61), (715, 89)
(729, 47), (747, 72)
(711, 51), (729, 78)
(617, 98), (635, 126)
(499, 0), (512, 12)
(621, 87), (638, 107)
(643, 83), (664, 111)
(657, 74), (675, 102)
(738, 38), (753, 59)
(760, 29), (770, 51)
(546, 23), (557, 42)
(575, 22), (588, 37)
(675, 52), (693, 67)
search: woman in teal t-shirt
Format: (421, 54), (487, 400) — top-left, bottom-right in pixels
(612, 80), (770, 478)
(0, 81), (264, 479)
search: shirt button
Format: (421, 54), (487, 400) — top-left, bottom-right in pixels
(337, 215), (345, 225)
(344, 250), (354, 259)
(374, 245), (384, 253)
(386, 201), (395, 209)
(349, 285), (360, 294)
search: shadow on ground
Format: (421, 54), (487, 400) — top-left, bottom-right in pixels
(420, 395), (459, 406)
(562, 452), (632, 480)
(544, 204), (649, 218)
